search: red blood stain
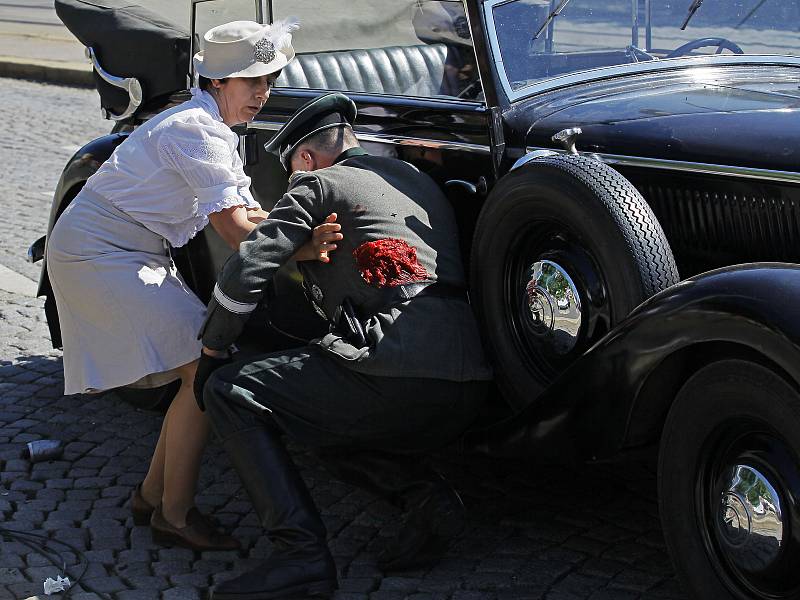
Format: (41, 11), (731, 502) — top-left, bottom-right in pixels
(353, 238), (428, 287)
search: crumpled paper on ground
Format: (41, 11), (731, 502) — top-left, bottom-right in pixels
(43, 575), (70, 595)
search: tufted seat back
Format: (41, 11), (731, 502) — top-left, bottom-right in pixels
(276, 43), (450, 97)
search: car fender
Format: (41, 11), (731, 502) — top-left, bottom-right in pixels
(466, 263), (800, 462)
(36, 132), (128, 297)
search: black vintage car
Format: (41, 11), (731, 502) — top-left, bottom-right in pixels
(31, 0), (800, 598)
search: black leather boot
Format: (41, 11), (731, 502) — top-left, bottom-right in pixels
(317, 449), (465, 572)
(209, 427), (338, 600)
(375, 478), (465, 572)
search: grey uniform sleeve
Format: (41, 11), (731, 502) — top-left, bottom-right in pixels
(200, 174), (325, 350)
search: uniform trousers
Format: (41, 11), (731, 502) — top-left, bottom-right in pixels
(204, 345), (487, 511)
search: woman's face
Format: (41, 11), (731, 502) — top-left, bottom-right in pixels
(212, 73), (279, 126)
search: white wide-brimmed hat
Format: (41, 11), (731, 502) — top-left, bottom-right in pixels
(194, 17), (298, 79)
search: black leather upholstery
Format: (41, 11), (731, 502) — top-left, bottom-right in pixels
(276, 44), (449, 96)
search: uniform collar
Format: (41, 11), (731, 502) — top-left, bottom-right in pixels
(190, 87), (224, 123)
(287, 148), (369, 184)
(333, 147), (368, 165)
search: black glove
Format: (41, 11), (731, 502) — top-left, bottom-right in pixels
(194, 352), (232, 411)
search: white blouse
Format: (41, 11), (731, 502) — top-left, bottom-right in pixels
(85, 88), (260, 248)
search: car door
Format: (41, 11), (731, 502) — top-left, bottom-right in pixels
(244, 0), (496, 262)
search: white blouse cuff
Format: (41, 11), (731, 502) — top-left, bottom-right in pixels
(196, 183), (240, 205)
(239, 186), (257, 207)
(196, 195), (248, 219)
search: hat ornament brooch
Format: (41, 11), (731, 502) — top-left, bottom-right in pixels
(255, 16), (299, 65)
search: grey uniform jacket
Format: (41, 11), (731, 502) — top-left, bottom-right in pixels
(200, 150), (492, 382)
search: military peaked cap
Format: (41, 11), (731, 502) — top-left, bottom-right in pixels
(264, 92), (358, 169)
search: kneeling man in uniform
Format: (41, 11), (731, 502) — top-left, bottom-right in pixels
(195, 92), (492, 600)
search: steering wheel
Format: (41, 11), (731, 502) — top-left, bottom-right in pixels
(456, 78), (482, 100)
(665, 37), (744, 58)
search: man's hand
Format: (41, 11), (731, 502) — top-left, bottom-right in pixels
(295, 213), (343, 263)
(194, 348), (232, 411)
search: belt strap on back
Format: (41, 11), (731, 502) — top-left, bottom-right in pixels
(331, 281), (469, 347)
(365, 280), (468, 314)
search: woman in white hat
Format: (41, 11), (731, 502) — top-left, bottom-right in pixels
(46, 17), (340, 551)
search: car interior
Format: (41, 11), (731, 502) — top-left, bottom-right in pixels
(276, 43), (481, 100)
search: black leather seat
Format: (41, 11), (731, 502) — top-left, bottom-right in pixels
(276, 44), (450, 96)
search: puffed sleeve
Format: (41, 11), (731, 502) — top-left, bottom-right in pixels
(199, 173), (327, 350)
(158, 119), (260, 217)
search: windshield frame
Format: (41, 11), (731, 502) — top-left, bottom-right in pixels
(484, 0), (800, 104)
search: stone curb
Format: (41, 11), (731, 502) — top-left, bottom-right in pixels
(0, 264), (38, 297)
(0, 56), (92, 87)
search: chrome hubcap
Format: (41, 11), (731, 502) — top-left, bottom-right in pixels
(718, 464), (783, 572)
(523, 260), (582, 354)
(700, 426), (800, 599)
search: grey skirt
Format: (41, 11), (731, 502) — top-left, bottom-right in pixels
(46, 187), (206, 395)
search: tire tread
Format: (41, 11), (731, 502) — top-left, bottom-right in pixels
(532, 155), (679, 297)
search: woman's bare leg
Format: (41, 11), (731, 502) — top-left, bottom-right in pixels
(140, 410), (170, 506)
(160, 359), (207, 527)
(157, 359), (209, 527)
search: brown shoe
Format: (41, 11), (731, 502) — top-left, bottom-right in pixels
(150, 506), (240, 551)
(131, 483), (155, 526)
(132, 484), (223, 528)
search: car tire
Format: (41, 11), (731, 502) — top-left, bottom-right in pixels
(658, 359), (800, 600)
(108, 379), (180, 413)
(470, 154), (678, 411)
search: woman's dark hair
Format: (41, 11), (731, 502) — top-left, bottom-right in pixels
(198, 75), (228, 91)
(199, 72), (282, 91)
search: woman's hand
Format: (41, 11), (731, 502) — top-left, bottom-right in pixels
(295, 213), (342, 263)
(246, 207), (269, 224)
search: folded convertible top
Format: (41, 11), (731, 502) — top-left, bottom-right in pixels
(55, 0), (190, 114)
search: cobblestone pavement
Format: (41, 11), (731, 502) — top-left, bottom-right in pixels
(0, 78), (688, 600)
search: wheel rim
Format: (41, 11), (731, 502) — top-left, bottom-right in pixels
(503, 222), (613, 384)
(698, 422), (800, 598)
(524, 260), (582, 354)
